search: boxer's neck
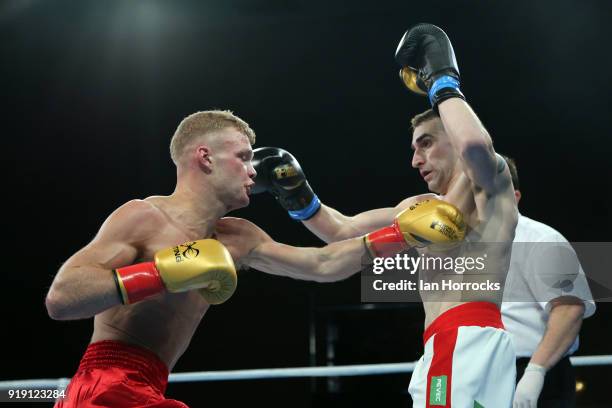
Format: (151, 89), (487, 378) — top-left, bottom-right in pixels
(165, 185), (225, 238)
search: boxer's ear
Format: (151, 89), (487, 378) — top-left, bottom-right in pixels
(196, 145), (213, 173)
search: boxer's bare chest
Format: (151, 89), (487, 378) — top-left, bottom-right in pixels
(420, 173), (515, 327)
(93, 201), (214, 369)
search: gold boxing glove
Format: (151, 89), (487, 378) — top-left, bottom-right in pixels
(364, 198), (466, 257)
(114, 239), (237, 305)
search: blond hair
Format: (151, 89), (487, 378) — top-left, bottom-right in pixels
(170, 110), (256, 165)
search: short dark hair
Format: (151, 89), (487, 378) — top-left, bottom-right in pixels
(410, 109), (440, 131)
(500, 154), (519, 190)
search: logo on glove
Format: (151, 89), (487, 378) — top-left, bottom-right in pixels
(409, 199), (430, 211)
(430, 220), (461, 241)
(273, 164), (299, 179)
(173, 242), (200, 263)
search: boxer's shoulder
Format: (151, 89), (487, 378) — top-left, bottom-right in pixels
(99, 199), (168, 242)
(117, 198), (167, 223)
(396, 193), (438, 211)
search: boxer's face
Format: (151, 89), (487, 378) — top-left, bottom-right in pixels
(207, 128), (256, 210)
(411, 118), (458, 194)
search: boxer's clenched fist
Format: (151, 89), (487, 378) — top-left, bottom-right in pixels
(395, 23), (465, 108)
(114, 239), (237, 305)
(364, 198), (466, 257)
(252, 147), (321, 220)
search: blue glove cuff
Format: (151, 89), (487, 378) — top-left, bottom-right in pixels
(428, 75), (461, 106)
(288, 194), (321, 221)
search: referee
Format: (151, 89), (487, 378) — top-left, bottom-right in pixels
(501, 156), (596, 408)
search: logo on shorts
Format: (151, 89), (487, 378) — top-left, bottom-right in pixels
(429, 375), (447, 406)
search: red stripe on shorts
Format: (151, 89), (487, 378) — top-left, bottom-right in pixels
(423, 302), (504, 407)
(425, 327), (458, 408)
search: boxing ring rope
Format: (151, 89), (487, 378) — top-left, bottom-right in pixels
(2, 355), (612, 391)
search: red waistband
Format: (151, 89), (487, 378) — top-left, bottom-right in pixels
(77, 340), (169, 393)
(423, 302), (504, 344)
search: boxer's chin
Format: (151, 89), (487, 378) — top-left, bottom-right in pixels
(426, 179), (441, 194)
(236, 191), (251, 208)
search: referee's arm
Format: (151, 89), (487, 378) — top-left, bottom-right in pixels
(530, 296), (584, 369)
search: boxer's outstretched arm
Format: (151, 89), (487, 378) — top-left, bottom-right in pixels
(217, 202), (465, 283)
(254, 198), (464, 276)
(302, 194), (434, 243)
(46, 200), (163, 320)
(248, 239), (367, 282)
(216, 217), (367, 282)
(302, 204), (396, 243)
(251, 147), (432, 242)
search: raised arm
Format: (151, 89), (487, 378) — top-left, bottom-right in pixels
(395, 23), (505, 195)
(45, 200), (160, 320)
(438, 99), (500, 193)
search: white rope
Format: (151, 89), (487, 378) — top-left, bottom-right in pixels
(571, 355), (612, 366)
(169, 362), (417, 383)
(1, 355), (611, 390)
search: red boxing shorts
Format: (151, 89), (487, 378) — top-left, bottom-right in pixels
(408, 302), (516, 408)
(54, 340), (189, 408)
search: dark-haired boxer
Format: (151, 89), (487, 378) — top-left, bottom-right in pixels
(249, 24), (519, 407)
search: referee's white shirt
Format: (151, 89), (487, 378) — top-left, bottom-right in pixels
(501, 214), (596, 358)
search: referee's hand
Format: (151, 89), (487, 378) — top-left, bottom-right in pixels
(513, 363), (546, 408)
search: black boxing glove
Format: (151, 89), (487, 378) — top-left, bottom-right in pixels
(252, 147), (321, 220)
(395, 23), (465, 108)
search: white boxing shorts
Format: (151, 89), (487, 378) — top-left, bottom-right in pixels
(408, 302), (516, 408)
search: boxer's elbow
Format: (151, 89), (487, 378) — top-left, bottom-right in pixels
(45, 287), (70, 320)
(45, 277), (78, 320)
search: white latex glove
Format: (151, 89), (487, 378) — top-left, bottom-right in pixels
(513, 363), (546, 408)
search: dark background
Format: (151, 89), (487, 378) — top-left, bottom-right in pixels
(2, 0), (611, 407)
